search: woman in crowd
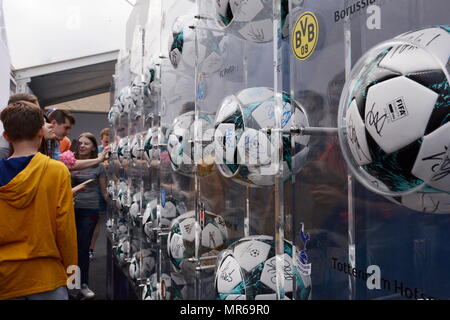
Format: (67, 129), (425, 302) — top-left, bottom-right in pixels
(71, 132), (108, 300)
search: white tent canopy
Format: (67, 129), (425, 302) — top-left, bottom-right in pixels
(1, 0), (133, 107)
(3, 0), (132, 70)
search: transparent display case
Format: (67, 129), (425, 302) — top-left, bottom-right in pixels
(106, 0), (450, 300)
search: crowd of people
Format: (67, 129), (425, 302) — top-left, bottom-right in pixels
(0, 93), (110, 300)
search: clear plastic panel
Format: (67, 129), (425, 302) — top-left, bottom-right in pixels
(289, 0), (450, 300)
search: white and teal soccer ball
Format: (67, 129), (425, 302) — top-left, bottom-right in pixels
(131, 74), (151, 102)
(108, 104), (120, 127)
(142, 272), (187, 300)
(338, 25), (450, 205)
(107, 180), (116, 199)
(215, 235), (312, 300)
(168, 15), (225, 74)
(143, 196), (188, 243)
(130, 134), (144, 162)
(167, 210), (228, 271)
(388, 188), (450, 214)
(115, 217), (129, 239)
(110, 140), (118, 162)
(160, 195), (187, 228)
(143, 128), (158, 165)
(115, 180), (130, 214)
(129, 254), (140, 280)
(129, 192), (142, 224)
(215, 0), (289, 43)
(117, 137), (130, 164)
(105, 218), (114, 233)
(116, 86), (133, 115)
(214, 87), (310, 187)
(129, 249), (157, 281)
(143, 199), (158, 242)
(167, 111), (215, 177)
(114, 238), (130, 264)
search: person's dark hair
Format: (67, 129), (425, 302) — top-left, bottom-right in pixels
(47, 109), (75, 125)
(75, 132), (98, 160)
(70, 139), (79, 153)
(8, 93), (39, 106)
(38, 115), (57, 157)
(1, 101), (44, 142)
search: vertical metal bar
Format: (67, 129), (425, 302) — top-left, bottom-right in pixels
(343, 0), (356, 301)
(273, 0), (286, 301)
(193, 6), (202, 300)
(245, 186), (250, 237)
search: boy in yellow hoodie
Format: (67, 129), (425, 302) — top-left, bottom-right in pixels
(0, 100), (77, 300)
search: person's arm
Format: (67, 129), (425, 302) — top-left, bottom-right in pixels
(67, 146), (111, 171)
(56, 168), (78, 270)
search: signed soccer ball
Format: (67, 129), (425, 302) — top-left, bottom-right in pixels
(115, 217), (129, 239)
(108, 103), (120, 127)
(105, 218), (114, 233)
(116, 86), (133, 115)
(114, 238), (130, 264)
(167, 111), (215, 177)
(167, 210), (228, 271)
(338, 26), (450, 201)
(117, 137), (130, 165)
(115, 179), (130, 215)
(215, 0), (289, 43)
(131, 74), (151, 103)
(130, 134), (144, 163)
(143, 128), (158, 165)
(160, 194), (188, 228)
(142, 272), (186, 300)
(143, 199), (158, 242)
(129, 192), (142, 225)
(107, 180), (116, 199)
(388, 188), (450, 214)
(129, 249), (157, 281)
(168, 15), (224, 73)
(215, 235), (312, 300)
(214, 87), (310, 187)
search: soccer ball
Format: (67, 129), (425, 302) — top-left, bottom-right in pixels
(143, 199), (158, 242)
(338, 26), (450, 202)
(131, 74), (151, 102)
(215, 235), (312, 300)
(114, 238), (130, 264)
(116, 180), (130, 215)
(143, 195), (188, 243)
(215, 0), (289, 43)
(167, 111), (215, 177)
(167, 210), (228, 271)
(168, 15), (225, 74)
(141, 272), (187, 300)
(160, 195), (187, 228)
(115, 217), (128, 239)
(116, 86), (133, 115)
(107, 180), (116, 199)
(214, 87), (310, 187)
(117, 137), (130, 164)
(130, 134), (144, 162)
(105, 218), (114, 233)
(143, 128), (158, 165)
(129, 249), (157, 281)
(388, 188), (450, 214)
(129, 192), (142, 225)
(108, 104), (120, 127)
(144, 63), (156, 89)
